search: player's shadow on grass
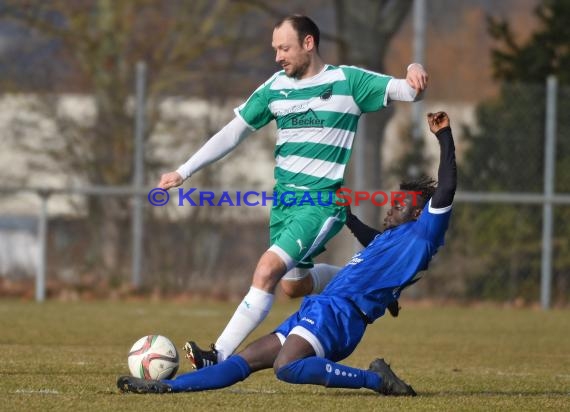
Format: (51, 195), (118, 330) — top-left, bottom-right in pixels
(290, 389), (570, 398)
(111, 388), (570, 397)
(419, 389), (570, 397)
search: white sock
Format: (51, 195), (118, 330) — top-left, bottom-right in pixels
(310, 264), (341, 294)
(214, 286), (274, 362)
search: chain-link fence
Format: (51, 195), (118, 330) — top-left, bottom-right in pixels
(1, 79), (569, 305)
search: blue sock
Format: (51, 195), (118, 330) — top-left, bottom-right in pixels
(162, 355), (251, 392)
(276, 357), (381, 391)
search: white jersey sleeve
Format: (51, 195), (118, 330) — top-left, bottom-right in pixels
(386, 78), (423, 102)
(176, 116), (253, 180)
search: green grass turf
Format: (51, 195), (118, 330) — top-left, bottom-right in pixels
(0, 299), (569, 411)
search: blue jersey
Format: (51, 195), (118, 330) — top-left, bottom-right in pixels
(321, 200), (452, 322)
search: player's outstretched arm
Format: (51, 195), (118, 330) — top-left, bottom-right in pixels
(345, 207), (382, 247)
(157, 116), (253, 190)
(427, 112), (457, 209)
(386, 63), (428, 103)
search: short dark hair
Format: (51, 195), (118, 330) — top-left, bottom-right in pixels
(400, 176), (437, 208)
(275, 15), (320, 50)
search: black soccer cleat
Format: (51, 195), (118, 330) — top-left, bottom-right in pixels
(368, 358), (417, 396)
(117, 376), (172, 394)
(183, 341), (218, 369)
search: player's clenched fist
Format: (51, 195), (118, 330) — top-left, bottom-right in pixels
(427, 111), (450, 134)
(406, 63), (428, 92)
(158, 171), (183, 190)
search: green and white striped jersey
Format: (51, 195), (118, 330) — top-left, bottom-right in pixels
(235, 64), (392, 191)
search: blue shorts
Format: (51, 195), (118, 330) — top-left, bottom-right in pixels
(274, 295), (367, 362)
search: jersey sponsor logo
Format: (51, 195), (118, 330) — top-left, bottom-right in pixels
(347, 252), (363, 266)
(279, 90), (292, 98)
(284, 109), (325, 129)
(301, 317), (315, 325)
(273, 102), (309, 117)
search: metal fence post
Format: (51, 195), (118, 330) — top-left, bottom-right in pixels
(36, 191), (49, 302)
(541, 75), (557, 310)
(411, 0), (426, 143)
(132, 61), (146, 288)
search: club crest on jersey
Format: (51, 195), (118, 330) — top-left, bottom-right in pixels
(320, 88), (332, 100)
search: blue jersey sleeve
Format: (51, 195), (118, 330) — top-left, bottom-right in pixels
(413, 199), (452, 247)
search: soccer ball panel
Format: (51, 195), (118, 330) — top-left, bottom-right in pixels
(127, 335), (179, 380)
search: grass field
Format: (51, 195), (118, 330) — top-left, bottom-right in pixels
(1, 299), (569, 411)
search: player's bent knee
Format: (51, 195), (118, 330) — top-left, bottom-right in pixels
(273, 350), (296, 374)
(273, 356), (285, 374)
(274, 359), (300, 382)
(280, 278), (311, 298)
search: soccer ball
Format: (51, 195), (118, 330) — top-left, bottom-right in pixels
(127, 335), (179, 380)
